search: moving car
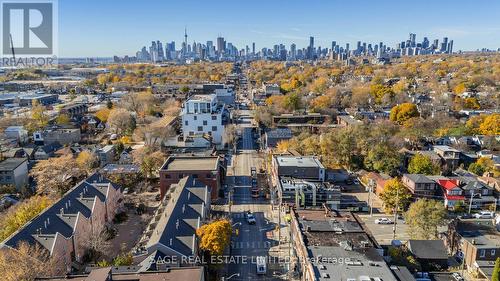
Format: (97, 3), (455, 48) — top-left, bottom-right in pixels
(374, 218), (394, 224)
(246, 212), (256, 224)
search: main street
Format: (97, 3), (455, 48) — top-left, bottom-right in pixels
(223, 95), (286, 280)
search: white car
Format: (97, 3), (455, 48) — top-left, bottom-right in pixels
(375, 218), (394, 224)
(452, 272), (464, 281)
(474, 211), (494, 219)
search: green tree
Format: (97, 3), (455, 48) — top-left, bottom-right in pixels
(408, 153), (440, 175)
(468, 162), (485, 176)
(55, 113), (71, 125)
(364, 143), (401, 176)
(404, 199), (447, 240)
(283, 92), (301, 111)
(379, 179), (412, 214)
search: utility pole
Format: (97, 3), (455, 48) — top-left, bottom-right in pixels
(392, 187), (399, 241)
(368, 181), (374, 217)
(468, 190), (474, 214)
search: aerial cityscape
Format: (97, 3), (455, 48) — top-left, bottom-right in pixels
(0, 1), (499, 281)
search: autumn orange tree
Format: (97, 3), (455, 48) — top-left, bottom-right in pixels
(390, 103), (420, 125)
(196, 219), (232, 256)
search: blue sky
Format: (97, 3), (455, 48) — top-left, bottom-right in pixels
(59, 0), (500, 57)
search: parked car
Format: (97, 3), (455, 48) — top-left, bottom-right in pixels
(374, 218), (394, 224)
(474, 211), (495, 219)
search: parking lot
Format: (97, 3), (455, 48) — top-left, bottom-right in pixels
(358, 213), (410, 245)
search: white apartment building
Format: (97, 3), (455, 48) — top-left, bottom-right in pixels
(181, 94), (225, 146)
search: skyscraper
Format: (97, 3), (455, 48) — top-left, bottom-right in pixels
(409, 33), (416, 47)
(184, 27), (188, 56)
(252, 42), (255, 55)
(308, 36), (314, 59)
(216, 36), (226, 55)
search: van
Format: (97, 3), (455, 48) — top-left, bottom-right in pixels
(256, 256), (266, 275)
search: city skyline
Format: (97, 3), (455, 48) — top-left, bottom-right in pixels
(58, 0), (500, 57)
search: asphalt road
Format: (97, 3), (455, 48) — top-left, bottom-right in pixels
(225, 106), (276, 280)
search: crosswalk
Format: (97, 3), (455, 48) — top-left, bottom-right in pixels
(230, 240), (278, 249)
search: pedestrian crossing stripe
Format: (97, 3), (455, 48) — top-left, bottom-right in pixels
(231, 241), (277, 249)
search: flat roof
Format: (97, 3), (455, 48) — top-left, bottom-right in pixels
(0, 158), (27, 171)
(275, 156), (324, 169)
(161, 156), (219, 171)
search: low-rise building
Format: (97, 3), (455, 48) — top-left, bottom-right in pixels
(0, 158), (28, 190)
(402, 174), (438, 198)
(97, 145), (115, 167)
(4, 126), (29, 144)
(272, 156), (325, 182)
(264, 127), (292, 149)
(445, 219), (500, 280)
(437, 179), (465, 209)
(433, 145), (461, 172)
(34, 128), (81, 146)
(277, 177), (340, 209)
(1, 173), (123, 272)
(139, 176), (210, 269)
(159, 156), (224, 200)
(290, 208), (396, 281)
(407, 240), (449, 270)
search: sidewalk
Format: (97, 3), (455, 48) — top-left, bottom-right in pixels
(267, 205), (299, 280)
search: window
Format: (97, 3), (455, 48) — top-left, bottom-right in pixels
(206, 174), (212, 178)
(189, 131), (194, 136)
(197, 126), (203, 132)
(211, 115), (217, 120)
(203, 120), (207, 125)
(480, 249), (486, 257)
(185, 121), (188, 126)
(212, 126), (217, 131)
(194, 116), (197, 121)
(178, 174), (184, 179)
(193, 174), (198, 178)
(492, 249), (496, 256)
(165, 174), (171, 179)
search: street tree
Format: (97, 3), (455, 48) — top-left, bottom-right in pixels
(404, 199), (447, 240)
(379, 178), (412, 214)
(196, 219), (232, 256)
